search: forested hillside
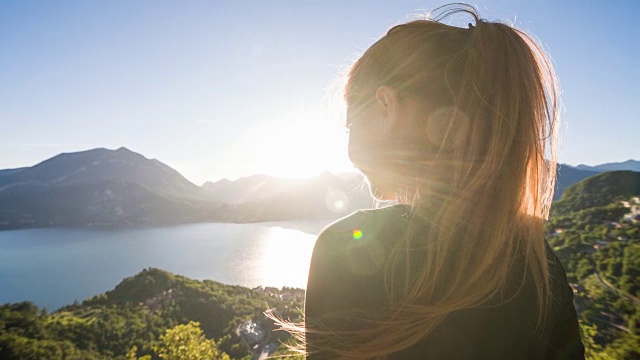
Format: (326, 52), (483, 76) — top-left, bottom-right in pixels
(546, 171), (640, 359)
(0, 269), (303, 360)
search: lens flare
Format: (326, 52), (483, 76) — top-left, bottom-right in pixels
(325, 188), (349, 213)
(353, 229), (363, 239)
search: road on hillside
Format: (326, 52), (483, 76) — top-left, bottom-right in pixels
(594, 268), (640, 305)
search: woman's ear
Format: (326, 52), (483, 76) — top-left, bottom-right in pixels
(375, 85), (399, 135)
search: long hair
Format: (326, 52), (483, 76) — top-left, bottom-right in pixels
(282, 4), (559, 359)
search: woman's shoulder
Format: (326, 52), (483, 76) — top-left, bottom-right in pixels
(311, 204), (411, 277)
(316, 204), (411, 244)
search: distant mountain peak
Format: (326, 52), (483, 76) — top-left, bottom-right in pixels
(115, 146), (135, 154)
(574, 159), (640, 173)
(0, 147), (209, 229)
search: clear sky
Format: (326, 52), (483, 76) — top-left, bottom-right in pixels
(1, 0), (638, 184)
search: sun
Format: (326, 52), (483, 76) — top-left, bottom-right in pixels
(239, 114), (352, 178)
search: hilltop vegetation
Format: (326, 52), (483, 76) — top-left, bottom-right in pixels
(546, 171), (640, 359)
(0, 269), (303, 360)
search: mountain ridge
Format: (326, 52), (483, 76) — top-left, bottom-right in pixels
(0, 147), (217, 229)
(1, 147), (638, 229)
(575, 159), (640, 172)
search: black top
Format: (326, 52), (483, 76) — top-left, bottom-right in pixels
(305, 205), (585, 359)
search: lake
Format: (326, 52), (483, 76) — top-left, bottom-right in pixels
(0, 221), (329, 310)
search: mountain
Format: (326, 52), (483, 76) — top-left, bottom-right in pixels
(227, 172), (374, 222)
(0, 148), (374, 229)
(575, 159), (640, 173)
(0, 148), (217, 229)
(204, 172), (374, 222)
(202, 175), (307, 204)
(561, 170), (640, 204)
(0, 147), (203, 199)
(555, 160), (639, 200)
(555, 164), (601, 200)
(553, 170), (640, 215)
(205, 163), (622, 206)
(0, 147), (375, 229)
(1, 147), (636, 229)
(0, 167), (28, 179)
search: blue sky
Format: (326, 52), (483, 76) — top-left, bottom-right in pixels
(1, 0), (638, 184)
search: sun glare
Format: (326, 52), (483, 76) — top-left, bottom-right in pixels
(238, 113), (351, 178)
(255, 225), (319, 288)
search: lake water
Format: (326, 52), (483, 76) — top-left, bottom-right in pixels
(0, 221), (329, 310)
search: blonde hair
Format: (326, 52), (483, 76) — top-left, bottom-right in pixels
(284, 4), (559, 359)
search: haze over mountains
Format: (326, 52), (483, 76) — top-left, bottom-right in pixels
(0, 148), (372, 229)
(0, 147), (638, 229)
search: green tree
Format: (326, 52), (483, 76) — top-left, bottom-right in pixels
(621, 244), (640, 296)
(126, 345), (152, 360)
(154, 321), (230, 360)
(579, 322), (614, 360)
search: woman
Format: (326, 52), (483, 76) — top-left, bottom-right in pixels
(303, 4), (584, 360)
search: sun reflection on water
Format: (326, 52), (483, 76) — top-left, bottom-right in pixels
(230, 224), (319, 289)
